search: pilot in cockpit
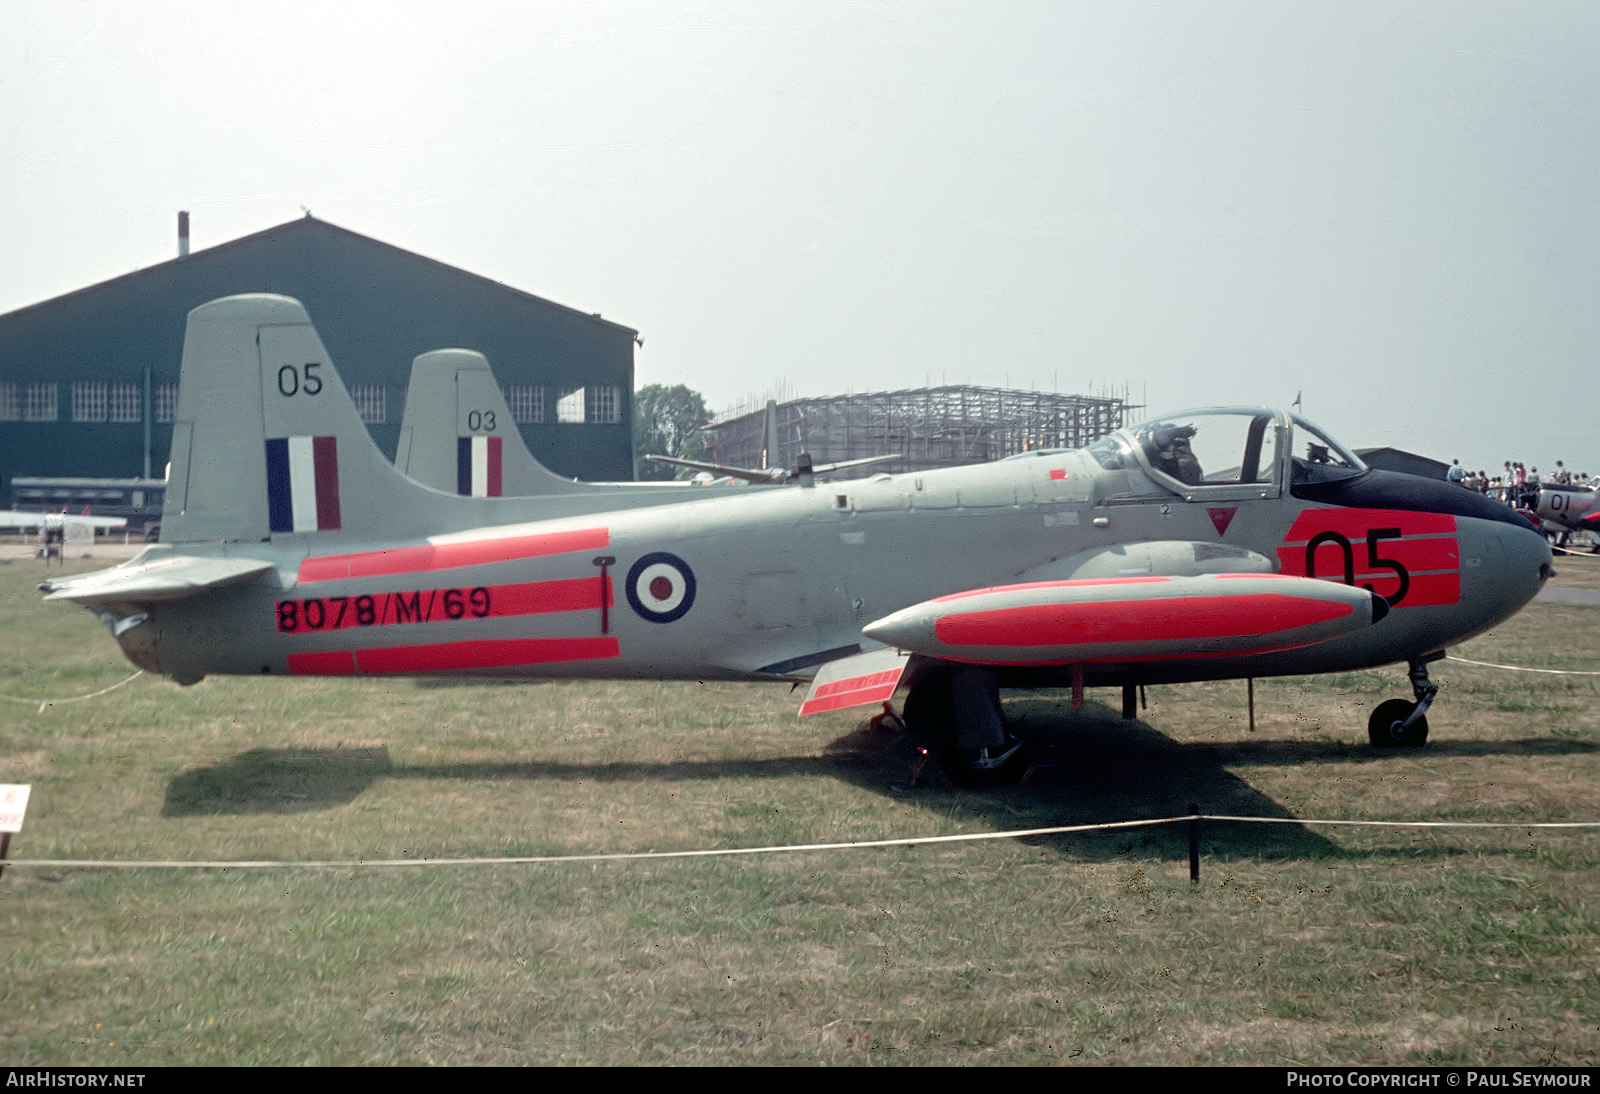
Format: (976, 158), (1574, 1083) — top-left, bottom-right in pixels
(1149, 423), (1203, 485)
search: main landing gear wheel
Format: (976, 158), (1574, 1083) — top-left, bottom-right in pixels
(1367, 656), (1440, 748)
(1367, 698), (1428, 748)
(902, 665), (1025, 786)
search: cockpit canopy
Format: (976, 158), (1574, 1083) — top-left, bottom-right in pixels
(1089, 407), (1367, 497)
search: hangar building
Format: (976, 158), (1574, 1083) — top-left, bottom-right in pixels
(0, 214), (639, 501)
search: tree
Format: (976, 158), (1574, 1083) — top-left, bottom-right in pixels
(634, 383), (712, 480)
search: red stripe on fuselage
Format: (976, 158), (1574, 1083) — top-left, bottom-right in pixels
(935, 593), (1353, 648)
(298, 527), (610, 583)
(358, 637), (619, 673)
(1282, 508), (1456, 541)
(1278, 537), (1460, 586)
(285, 637), (619, 675)
(277, 577), (612, 634)
(286, 649), (356, 675)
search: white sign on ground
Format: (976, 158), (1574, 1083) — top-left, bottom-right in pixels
(62, 517), (94, 546)
(0, 785), (31, 833)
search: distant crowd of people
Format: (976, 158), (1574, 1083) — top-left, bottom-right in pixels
(1446, 459), (1595, 508)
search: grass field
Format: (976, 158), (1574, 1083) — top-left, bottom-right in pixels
(1, 550), (1597, 1065)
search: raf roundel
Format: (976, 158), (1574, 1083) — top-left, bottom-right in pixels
(625, 552), (697, 624)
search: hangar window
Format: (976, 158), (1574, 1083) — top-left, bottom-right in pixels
(557, 386), (586, 424)
(155, 383), (178, 423)
(350, 384), (386, 424)
(72, 381), (107, 422)
(0, 383), (18, 421)
(109, 382), (141, 423)
(587, 384), (620, 424)
(24, 383), (58, 422)
(503, 385), (544, 423)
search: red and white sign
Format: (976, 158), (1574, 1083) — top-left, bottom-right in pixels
(0, 785), (31, 833)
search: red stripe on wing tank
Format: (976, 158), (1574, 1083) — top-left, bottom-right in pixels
(298, 527), (610, 583)
(931, 576), (1170, 604)
(798, 669), (903, 716)
(948, 640), (1334, 667)
(935, 593), (1353, 648)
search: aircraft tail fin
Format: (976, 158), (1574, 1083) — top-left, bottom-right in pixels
(395, 349), (588, 497)
(161, 294), (467, 545)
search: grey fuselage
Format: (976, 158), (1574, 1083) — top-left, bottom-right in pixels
(111, 438), (1552, 693)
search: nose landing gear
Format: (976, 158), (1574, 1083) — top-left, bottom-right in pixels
(1367, 654), (1441, 748)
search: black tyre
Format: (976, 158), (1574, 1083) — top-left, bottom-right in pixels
(1368, 698), (1429, 748)
(901, 669), (955, 753)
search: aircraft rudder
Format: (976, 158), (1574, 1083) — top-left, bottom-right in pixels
(162, 293), (422, 544)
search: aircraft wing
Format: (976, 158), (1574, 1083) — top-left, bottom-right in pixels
(646, 453), (898, 484)
(0, 510), (127, 531)
(806, 455), (899, 476)
(39, 555), (275, 605)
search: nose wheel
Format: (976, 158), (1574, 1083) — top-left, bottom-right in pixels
(1367, 657), (1439, 748)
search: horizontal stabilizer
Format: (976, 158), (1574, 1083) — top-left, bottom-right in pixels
(647, 454), (790, 484)
(797, 647), (911, 716)
(647, 452), (897, 484)
(40, 554), (275, 605)
(864, 573), (1386, 666)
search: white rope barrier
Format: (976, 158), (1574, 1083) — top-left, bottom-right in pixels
(0, 670), (145, 713)
(1447, 655), (1600, 676)
(3, 814), (1596, 871)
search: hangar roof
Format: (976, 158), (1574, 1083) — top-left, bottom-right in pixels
(0, 213), (637, 337)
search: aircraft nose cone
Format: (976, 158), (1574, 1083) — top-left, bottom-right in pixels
(1501, 524), (1554, 606)
(862, 608), (926, 650)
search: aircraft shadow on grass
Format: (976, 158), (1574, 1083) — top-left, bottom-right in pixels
(160, 699), (1594, 864)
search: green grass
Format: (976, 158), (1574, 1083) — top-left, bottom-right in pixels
(1, 554), (1597, 1064)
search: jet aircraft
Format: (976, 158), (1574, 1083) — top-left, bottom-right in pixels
(1531, 484), (1600, 550)
(41, 295), (1553, 779)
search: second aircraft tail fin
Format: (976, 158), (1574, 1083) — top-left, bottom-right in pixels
(395, 349), (587, 498)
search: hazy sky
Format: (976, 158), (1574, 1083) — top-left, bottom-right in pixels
(3, 2), (1596, 475)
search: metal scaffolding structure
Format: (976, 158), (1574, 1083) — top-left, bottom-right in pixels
(702, 385), (1140, 477)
